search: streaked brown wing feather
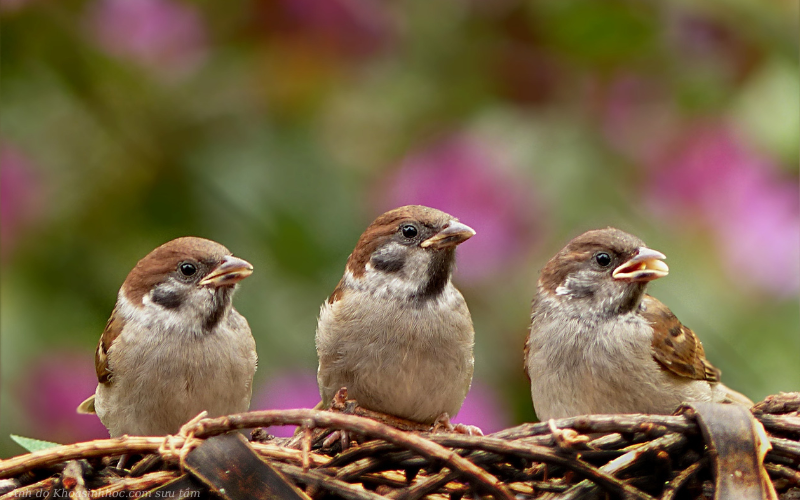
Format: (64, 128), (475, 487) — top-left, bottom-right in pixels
(96, 306), (125, 385)
(642, 295), (720, 383)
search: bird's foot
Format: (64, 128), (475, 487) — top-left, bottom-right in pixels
(548, 419), (590, 450)
(319, 388), (362, 451)
(432, 413), (484, 436)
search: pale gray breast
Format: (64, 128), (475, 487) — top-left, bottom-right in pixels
(97, 306), (256, 436)
(316, 284), (474, 423)
(527, 297), (702, 419)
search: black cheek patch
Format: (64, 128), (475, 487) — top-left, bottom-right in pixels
(204, 287), (233, 331)
(371, 250), (405, 273)
(412, 248), (454, 302)
(151, 288), (183, 309)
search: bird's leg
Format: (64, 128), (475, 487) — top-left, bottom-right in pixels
(432, 412), (484, 436)
(322, 387), (359, 450)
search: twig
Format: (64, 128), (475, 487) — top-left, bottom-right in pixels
(2, 404), (796, 499)
(768, 437), (800, 460)
(491, 414), (695, 440)
(91, 471), (177, 498)
(391, 468), (457, 500)
(758, 415), (800, 436)
(250, 442), (329, 468)
(358, 470), (411, 489)
(764, 462), (800, 485)
(661, 458), (708, 500)
(0, 477), (57, 500)
(0, 436), (169, 478)
(61, 460), (88, 496)
(555, 433), (687, 500)
(335, 456), (386, 482)
(192, 409), (514, 500)
(273, 462), (387, 500)
(324, 441), (398, 468)
(423, 434), (654, 500)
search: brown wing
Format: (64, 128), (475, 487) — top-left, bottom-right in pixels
(641, 295), (720, 382)
(95, 305), (125, 385)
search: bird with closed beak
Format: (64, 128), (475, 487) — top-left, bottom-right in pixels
(525, 227), (751, 421)
(77, 237), (257, 437)
(316, 205), (476, 426)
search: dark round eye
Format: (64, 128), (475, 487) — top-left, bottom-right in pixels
(179, 262), (197, 276)
(401, 224), (418, 238)
(595, 252), (612, 267)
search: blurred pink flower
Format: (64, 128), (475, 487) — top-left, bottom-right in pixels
(648, 125), (800, 296)
(251, 370), (511, 436)
(86, 0), (207, 74)
(251, 370), (321, 437)
(377, 134), (541, 282)
(452, 379), (511, 434)
(1, 144), (42, 263)
(14, 352), (108, 444)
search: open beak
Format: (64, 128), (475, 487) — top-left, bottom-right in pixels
(420, 221), (476, 250)
(612, 247), (669, 282)
(198, 255), (254, 287)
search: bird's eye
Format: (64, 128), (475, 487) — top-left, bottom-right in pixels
(595, 252), (612, 267)
(401, 224), (418, 238)
(179, 262), (197, 276)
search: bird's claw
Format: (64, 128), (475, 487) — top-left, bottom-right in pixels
(432, 413), (483, 436)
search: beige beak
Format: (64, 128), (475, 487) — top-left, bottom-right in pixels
(612, 247), (669, 282)
(420, 221), (476, 250)
(198, 255), (254, 287)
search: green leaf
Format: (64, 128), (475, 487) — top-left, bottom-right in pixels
(10, 434), (61, 453)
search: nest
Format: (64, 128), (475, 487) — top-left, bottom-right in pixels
(1, 392), (798, 500)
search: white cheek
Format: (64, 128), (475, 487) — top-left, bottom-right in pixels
(121, 285), (207, 339)
(358, 264), (420, 298)
(555, 285), (571, 296)
(349, 247), (432, 299)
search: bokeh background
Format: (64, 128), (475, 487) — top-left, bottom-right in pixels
(1, 0), (797, 457)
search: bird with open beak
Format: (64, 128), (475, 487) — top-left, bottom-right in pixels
(525, 227), (751, 420)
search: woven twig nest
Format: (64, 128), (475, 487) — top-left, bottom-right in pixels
(1, 392), (798, 500)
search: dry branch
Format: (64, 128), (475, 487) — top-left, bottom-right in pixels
(1, 392), (798, 499)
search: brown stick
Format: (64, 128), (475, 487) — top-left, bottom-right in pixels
(556, 433), (688, 500)
(756, 415), (800, 436)
(91, 471), (177, 497)
(0, 477), (57, 500)
(0, 436), (165, 478)
(249, 442), (329, 468)
(433, 434), (655, 500)
(768, 436), (800, 460)
(764, 462), (800, 485)
(662, 458), (708, 500)
(491, 414), (695, 440)
(191, 409), (514, 500)
(391, 468), (457, 500)
(272, 462), (392, 500)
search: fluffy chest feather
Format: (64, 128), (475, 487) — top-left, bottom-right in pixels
(316, 282), (474, 423)
(96, 293), (256, 436)
(526, 294), (703, 419)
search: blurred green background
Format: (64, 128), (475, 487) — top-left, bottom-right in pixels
(1, 0), (798, 457)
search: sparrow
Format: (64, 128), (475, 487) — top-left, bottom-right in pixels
(77, 237), (258, 437)
(525, 227), (752, 421)
(316, 205), (476, 425)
